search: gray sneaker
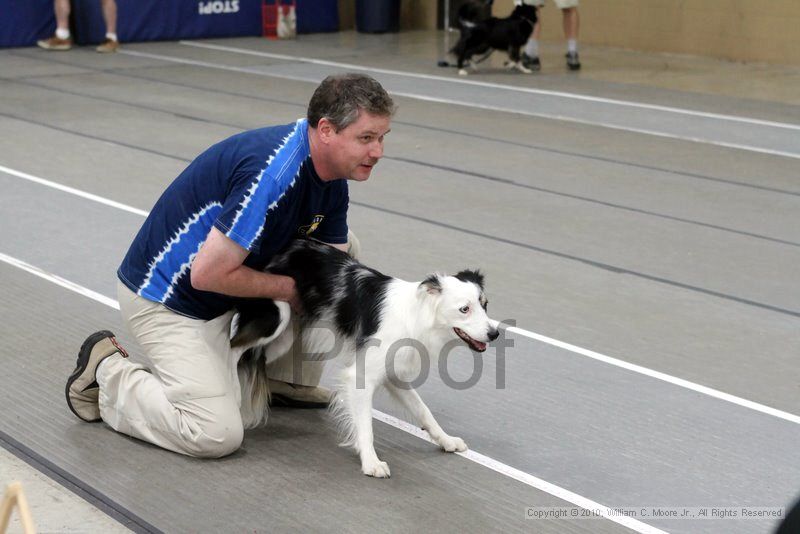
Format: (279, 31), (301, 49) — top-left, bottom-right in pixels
(66, 331), (128, 422)
(566, 52), (581, 71)
(521, 53), (541, 71)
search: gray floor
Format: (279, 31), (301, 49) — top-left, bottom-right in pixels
(1, 31), (798, 533)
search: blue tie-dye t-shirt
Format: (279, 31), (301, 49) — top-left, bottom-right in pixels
(117, 119), (349, 320)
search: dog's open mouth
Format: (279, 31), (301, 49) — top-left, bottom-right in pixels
(454, 328), (487, 352)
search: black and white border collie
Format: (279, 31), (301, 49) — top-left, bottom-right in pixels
(232, 239), (500, 478)
(451, 0), (538, 76)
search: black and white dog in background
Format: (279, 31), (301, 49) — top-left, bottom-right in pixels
(232, 239), (500, 478)
(450, 0), (538, 76)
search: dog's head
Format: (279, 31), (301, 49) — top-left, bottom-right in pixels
(418, 270), (500, 352)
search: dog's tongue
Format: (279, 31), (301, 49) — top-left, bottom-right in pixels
(471, 340), (487, 352)
(455, 328), (488, 352)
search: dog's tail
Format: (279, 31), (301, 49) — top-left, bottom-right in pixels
(456, 0), (492, 28)
(238, 347), (271, 429)
(233, 300), (292, 429)
(448, 0), (494, 60)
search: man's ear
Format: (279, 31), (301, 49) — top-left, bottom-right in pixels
(418, 274), (442, 296)
(316, 117), (336, 144)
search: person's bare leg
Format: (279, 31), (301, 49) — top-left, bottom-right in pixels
(100, 0), (117, 36)
(562, 7), (579, 41)
(38, 0), (72, 49)
(54, 0), (70, 31)
(96, 0), (120, 52)
(563, 7), (581, 70)
(523, 7), (542, 70)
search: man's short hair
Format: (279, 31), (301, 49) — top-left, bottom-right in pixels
(307, 73), (395, 130)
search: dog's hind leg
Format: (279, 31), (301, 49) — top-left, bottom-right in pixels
(332, 364), (391, 478)
(386, 384), (467, 453)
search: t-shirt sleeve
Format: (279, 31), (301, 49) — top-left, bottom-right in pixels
(314, 181), (349, 244)
(213, 169), (276, 252)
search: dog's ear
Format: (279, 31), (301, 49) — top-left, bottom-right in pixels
(454, 269), (484, 290)
(419, 274), (443, 295)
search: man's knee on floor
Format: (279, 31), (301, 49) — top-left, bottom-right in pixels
(180, 397), (244, 458)
(189, 418), (244, 458)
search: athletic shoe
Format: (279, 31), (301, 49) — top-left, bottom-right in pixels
(521, 53), (541, 71)
(37, 36), (73, 51)
(96, 39), (120, 53)
(566, 51), (581, 71)
(66, 330), (128, 422)
(268, 379), (331, 408)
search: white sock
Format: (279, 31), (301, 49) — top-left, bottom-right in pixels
(524, 39), (539, 58)
(106, 32), (118, 42)
(55, 28), (70, 40)
(567, 39), (578, 54)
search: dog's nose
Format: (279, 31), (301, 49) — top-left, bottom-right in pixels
(488, 329), (500, 342)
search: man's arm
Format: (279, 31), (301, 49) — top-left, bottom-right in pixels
(191, 227), (301, 310)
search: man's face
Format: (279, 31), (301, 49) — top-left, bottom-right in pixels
(326, 111), (391, 182)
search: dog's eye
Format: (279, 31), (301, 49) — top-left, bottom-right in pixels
(459, 305), (470, 314)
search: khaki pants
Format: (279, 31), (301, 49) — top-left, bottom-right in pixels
(97, 281), (322, 458)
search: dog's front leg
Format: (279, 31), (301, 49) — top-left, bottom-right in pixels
(353, 385), (391, 477)
(337, 365), (391, 478)
(508, 46), (532, 74)
(387, 385), (467, 453)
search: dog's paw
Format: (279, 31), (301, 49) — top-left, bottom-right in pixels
(439, 435), (468, 453)
(515, 63), (532, 74)
(458, 69), (469, 76)
(362, 460), (391, 478)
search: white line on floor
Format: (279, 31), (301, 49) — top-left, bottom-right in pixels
(117, 48), (800, 160)
(0, 165), (149, 217)
(3, 163), (799, 428)
(373, 411), (666, 534)
(505, 327), (800, 425)
(178, 41), (800, 132)
(0, 252), (119, 310)
(0, 249), (664, 534)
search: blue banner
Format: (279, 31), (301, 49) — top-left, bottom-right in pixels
(0, 0), (55, 48)
(73, 0), (263, 45)
(0, 0), (339, 48)
(296, 0), (338, 34)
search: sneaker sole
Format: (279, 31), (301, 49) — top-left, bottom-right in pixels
(65, 330), (115, 422)
(37, 43), (72, 51)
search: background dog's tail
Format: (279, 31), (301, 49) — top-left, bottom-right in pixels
(238, 347), (271, 429)
(457, 0), (492, 28)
